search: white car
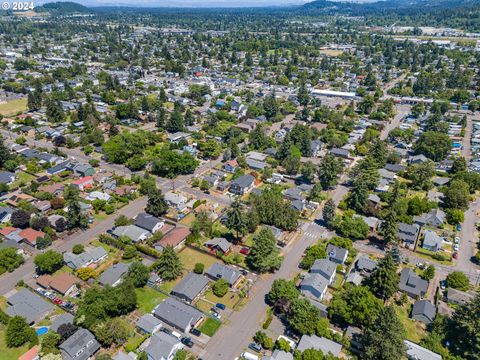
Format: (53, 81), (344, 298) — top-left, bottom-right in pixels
(454, 237), (460, 244)
(454, 244), (459, 251)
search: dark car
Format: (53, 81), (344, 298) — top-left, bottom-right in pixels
(215, 303), (226, 310)
(240, 247), (250, 255)
(182, 337), (194, 348)
(190, 328), (201, 336)
(248, 343), (262, 353)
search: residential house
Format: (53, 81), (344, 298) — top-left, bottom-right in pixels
(229, 174), (255, 195)
(223, 159), (239, 173)
(136, 314), (163, 334)
(310, 259), (337, 285)
(422, 230), (443, 252)
(155, 227), (190, 251)
(411, 300), (436, 325)
(414, 209), (446, 227)
(300, 274), (329, 301)
(38, 183), (64, 197)
(18, 345), (40, 360)
(164, 192), (188, 210)
(0, 206), (14, 223)
(71, 176), (94, 191)
(85, 191), (111, 202)
(99, 262), (131, 287)
(50, 313), (74, 332)
(404, 340), (442, 360)
(310, 140), (323, 157)
(153, 297), (203, 333)
(63, 246), (108, 270)
(447, 288), (475, 305)
(112, 224), (151, 243)
(326, 244), (348, 265)
(6, 288), (53, 324)
(0, 171), (15, 185)
(297, 335), (342, 357)
(144, 331), (183, 360)
(263, 350), (294, 360)
(399, 268), (428, 299)
(59, 328), (101, 360)
(398, 223), (420, 248)
(330, 147), (351, 159)
(205, 263), (242, 287)
(409, 154), (429, 164)
(19, 228), (45, 247)
(135, 213), (165, 233)
(355, 256), (377, 275)
(36, 272), (78, 296)
(204, 237), (232, 255)
(171, 272), (210, 303)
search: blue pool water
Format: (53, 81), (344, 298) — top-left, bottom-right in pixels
(36, 327), (48, 335)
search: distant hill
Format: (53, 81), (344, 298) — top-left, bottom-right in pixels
(34, 1), (92, 14)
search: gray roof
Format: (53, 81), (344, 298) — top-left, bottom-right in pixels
(51, 313), (74, 332)
(399, 268), (428, 298)
(398, 223), (420, 244)
(297, 334), (342, 356)
(412, 300), (436, 323)
(63, 246), (108, 269)
(326, 244), (348, 264)
(231, 174), (255, 189)
(355, 256), (377, 272)
(310, 259), (337, 280)
(171, 272), (210, 302)
(405, 340), (442, 360)
(135, 212), (164, 232)
(0, 171), (15, 184)
(423, 230), (443, 251)
(263, 350), (294, 360)
(301, 274), (329, 299)
(206, 262), (242, 286)
(112, 224), (151, 242)
(136, 313), (163, 334)
(6, 288), (53, 324)
(153, 297), (203, 332)
(385, 163), (406, 173)
(99, 262), (131, 286)
(204, 237), (232, 253)
(145, 331), (181, 360)
(59, 328), (101, 360)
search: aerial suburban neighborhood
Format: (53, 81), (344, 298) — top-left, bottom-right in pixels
(0, 0), (479, 360)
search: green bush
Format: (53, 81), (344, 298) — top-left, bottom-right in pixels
(212, 279), (229, 297)
(194, 263), (204, 274)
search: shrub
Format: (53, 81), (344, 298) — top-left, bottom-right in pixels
(194, 263), (204, 274)
(212, 279), (229, 297)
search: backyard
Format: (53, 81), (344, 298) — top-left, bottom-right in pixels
(394, 304), (426, 343)
(0, 328), (30, 360)
(0, 98), (27, 116)
(135, 286), (167, 314)
(178, 246), (218, 272)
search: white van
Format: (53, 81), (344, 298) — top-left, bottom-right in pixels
(171, 330), (182, 339)
(241, 352), (259, 360)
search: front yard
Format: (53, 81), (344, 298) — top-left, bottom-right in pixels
(178, 246), (218, 272)
(199, 317), (221, 337)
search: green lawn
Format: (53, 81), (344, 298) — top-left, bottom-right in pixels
(199, 318), (221, 337)
(394, 304), (426, 343)
(10, 171), (36, 190)
(0, 328), (31, 360)
(204, 289), (239, 309)
(0, 98), (27, 116)
(135, 286), (167, 314)
(178, 247), (218, 272)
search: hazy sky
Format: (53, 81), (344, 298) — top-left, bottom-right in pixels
(40, 0), (313, 7)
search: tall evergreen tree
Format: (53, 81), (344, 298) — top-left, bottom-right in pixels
(247, 228), (283, 273)
(145, 188), (168, 217)
(153, 246), (182, 281)
(225, 201), (248, 240)
(360, 306), (406, 360)
(380, 210), (399, 246)
(323, 199), (336, 229)
(365, 253), (399, 301)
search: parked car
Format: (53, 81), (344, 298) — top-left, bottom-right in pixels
(215, 303), (226, 310)
(453, 252), (458, 259)
(454, 244), (459, 251)
(454, 237), (460, 244)
(248, 343), (262, 353)
(212, 312), (221, 320)
(53, 298), (62, 305)
(456, 224), (462, 231)
(416, 262), (425, 270)
(190, 328), (201, 336)
(440, 280), (447, 290)
(181, 337), (194, 348)
(240, 247), (250, 255)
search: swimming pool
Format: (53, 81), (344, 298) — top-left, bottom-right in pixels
(36, 327), (48, 336)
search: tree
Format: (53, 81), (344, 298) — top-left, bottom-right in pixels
(145, 188), (168, 217)
(76, 267), (96, 281)
(37, 234), (52, 250)
(322, 199), (336, 229)
(301, 162), (316, 183)
(166, 110), (185, 132)
(212, 279), (229, 297)
(451, 157), (467, 174)
(191, 211), (213, 237)
(94, 317), (131, 346)
(329, 285), (383, 327)
(446, 271), (470, 291)
(447, 292), (480, 359)
(72, 244), (84, 255)
(413, 131), (452, 162)
(422, 265), (435, 281)
(317, 155), (343, 190)
(11, 209), (30, 228)
(288, 298), (320, 335)
(365, 253), (399, 301)
(299, 243), (327, 270)
(34, 250), (64, 274)
(247, 228), (283, 273)
(267, 279), (300, 304)
(380, 210), (399, 246)
(122, 245), (137, 260)
(0, 247), (24, 274)
(55, 217), (67, 232)
(151, 150), (198, 178)
(225, 201), (248, 240)
(65, 187), (88, 230)
(126, 261), (149, 287)
(153, 246), (182, 281)
(347, 182), (368, 212)
(335, 213), (369, 240)
(275, 338), (291, 353)
(263, 93), (279, 120)
(57, 323), (78, 342)
(405, 161), (435, 190)
(194, 263), (204, 274)
(40, 331), (61, 355)
(0, 137), (12, 168)
(5, 316), (37, 347)
(444, 180), (470, 210)
(360, 306), (406, 360)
